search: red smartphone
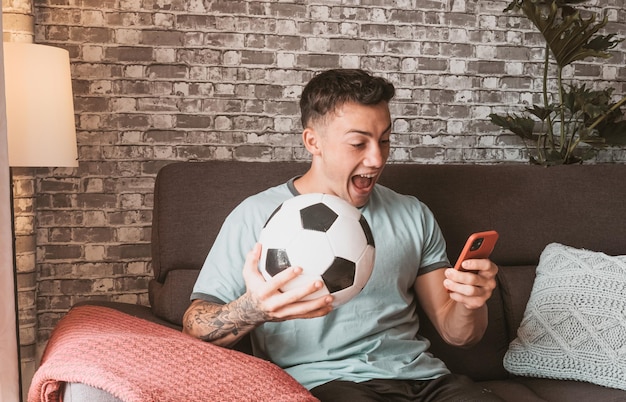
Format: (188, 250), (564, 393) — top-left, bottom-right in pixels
(453, 230), (499, 271)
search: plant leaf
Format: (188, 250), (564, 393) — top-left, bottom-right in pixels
(489, 113), (537, 139)
(514, 1), (621, 67)
(563, 84), (613, 120)
(525, 104), (553, 121)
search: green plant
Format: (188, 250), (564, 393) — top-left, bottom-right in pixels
(489, 0), (626, 165)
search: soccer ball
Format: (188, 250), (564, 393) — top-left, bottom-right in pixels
(258, 193), (375, 308)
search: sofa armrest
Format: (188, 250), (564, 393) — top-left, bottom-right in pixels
(496, 265), (537, 340)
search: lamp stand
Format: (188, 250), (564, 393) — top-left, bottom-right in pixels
(9, 167), (24, 402)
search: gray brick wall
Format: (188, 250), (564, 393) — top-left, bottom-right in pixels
(9, 0), (626, 391)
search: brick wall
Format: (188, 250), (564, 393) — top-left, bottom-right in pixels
(7, 0), (626, 394)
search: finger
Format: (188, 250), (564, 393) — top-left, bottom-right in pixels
(266, 266), (304, 289)
(445, 268), (482, 288)
(283, 304), (333, 320)
(447, 290), (488, 310)
(252, 265), (315, 303)
(242, 243), (264, 282)
(444, 276), (482, 297)
(460, 259), (498, 276)
(245, 243), (262, 268)
(460, 259), (485, 272)
(267, 274), (325, 306)
(270, 295), (334, 321)
(445, 268), (496, 295)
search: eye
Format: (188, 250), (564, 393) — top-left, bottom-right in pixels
(351, 143), (365, 149)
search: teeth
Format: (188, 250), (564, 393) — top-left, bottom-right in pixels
(359, 174), (374, 178)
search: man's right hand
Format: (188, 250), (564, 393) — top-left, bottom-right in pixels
(243, 243), (334, 321)
(182, 243), (333, 347)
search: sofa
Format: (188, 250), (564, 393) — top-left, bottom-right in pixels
(30, 161), (626, 402)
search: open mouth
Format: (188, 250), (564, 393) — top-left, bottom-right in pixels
(352, 173), (376, 191)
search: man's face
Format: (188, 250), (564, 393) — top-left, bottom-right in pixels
(306, 101), (392, 208)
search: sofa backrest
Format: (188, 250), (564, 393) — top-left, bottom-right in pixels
(148, 161), (309, 324)
(378, 163), (626, 264)
(148, 161), (626, 379)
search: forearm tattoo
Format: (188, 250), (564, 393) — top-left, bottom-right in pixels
(187, 294), (269, 342)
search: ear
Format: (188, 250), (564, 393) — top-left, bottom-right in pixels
(302, 127), (322, 156)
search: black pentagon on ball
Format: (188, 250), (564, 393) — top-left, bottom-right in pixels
(300, 202), (338, 232)
(359, 216), (375, 247)
(265, 248), (290, 276)
(322, 257), (356, 293)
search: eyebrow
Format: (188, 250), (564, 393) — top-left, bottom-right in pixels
(350, 122), (392, 137)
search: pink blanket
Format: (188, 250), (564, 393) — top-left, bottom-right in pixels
(28, 305), (318, 402)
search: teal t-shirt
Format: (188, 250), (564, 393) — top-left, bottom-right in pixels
(191, 179), (452, 389)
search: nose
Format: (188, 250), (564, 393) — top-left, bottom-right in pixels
(364, 144), (385, 168)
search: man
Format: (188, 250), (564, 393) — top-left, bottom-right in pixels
(183, 69), (502, 401)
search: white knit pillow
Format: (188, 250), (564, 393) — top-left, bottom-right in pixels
(504, 243), (626, 390)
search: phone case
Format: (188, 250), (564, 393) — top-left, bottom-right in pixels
(453, 230), (499, 270)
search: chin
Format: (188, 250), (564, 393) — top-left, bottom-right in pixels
(351, 195), (371, 208)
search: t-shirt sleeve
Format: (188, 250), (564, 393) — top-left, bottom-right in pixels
(191, 198), (263, 303)
(416, 201), (450, 275)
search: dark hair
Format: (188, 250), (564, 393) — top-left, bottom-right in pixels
(300, 69), (395, 128)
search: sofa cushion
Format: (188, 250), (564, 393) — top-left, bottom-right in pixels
(478, 379), (545, 402)
(480, 378), (626, 402)
(510, 377), (626, 402)
(504, 243), (626, 390)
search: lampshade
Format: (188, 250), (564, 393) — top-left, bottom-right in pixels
(3, 42), (78, 167)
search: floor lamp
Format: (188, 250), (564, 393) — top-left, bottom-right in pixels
(2, 41), (78, 400)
